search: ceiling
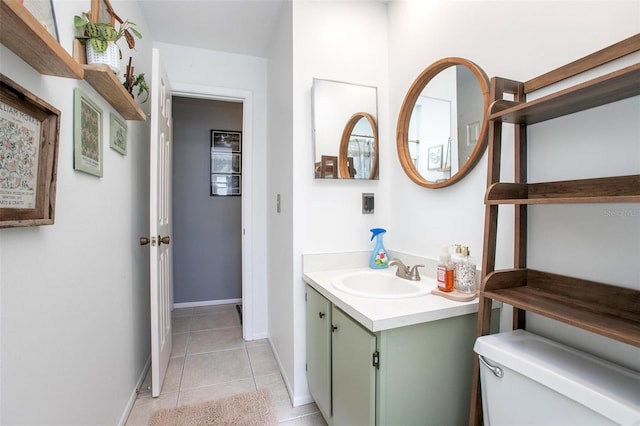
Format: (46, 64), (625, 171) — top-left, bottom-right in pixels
(137, 0), (287, 58)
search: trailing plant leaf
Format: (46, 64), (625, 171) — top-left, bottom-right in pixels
(90, 38), (109, 53)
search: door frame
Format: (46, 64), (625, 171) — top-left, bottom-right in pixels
(172, 82), (255, 341)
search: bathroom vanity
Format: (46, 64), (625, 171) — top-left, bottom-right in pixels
(304, 265), (498, 425)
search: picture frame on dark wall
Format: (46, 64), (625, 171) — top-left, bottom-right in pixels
(211, 130), (241, 152)
(210, 129), (241, 196)
(73, 89), (103, 177)
(0, 74), (61, 228)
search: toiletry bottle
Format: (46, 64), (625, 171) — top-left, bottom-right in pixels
(437, 247), (455, 292)
(369, 228), (389, 269)
(451, 244), (464, 290)
(457, 246), (477, 294)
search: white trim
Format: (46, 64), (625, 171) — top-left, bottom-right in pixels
(119, 356), (151, 426)
(268, 338), (314, 407)
(171, 82), (255, 341)
(173, 298), (242, 309)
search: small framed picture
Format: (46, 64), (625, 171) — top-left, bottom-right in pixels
(73, 88), (103, 177)
(467, 121), (480, 147)
(211, 151), (241, 174)
(427, 145), (443, 170)
(109, 113), (127, 155)
(211, 130), (241, 152)
(211, 174), (241, 196)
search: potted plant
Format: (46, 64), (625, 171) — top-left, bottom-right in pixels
(124, 71), (150, 103)
(74, 12), (141, 74)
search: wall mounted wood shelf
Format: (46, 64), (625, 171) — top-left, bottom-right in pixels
(73, 40), (146, 121)
(0, 0), (83, 79)
(82, 64), (146, 121)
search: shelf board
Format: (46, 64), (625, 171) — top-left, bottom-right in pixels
(0, 0), (83, 79)
(489, 63), (640, 125)
(486, 175), (640, 204)
(81, 64), (146, 121)
(482, 268), (640, 348)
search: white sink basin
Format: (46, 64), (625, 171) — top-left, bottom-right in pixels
(332, 270), (431, 299)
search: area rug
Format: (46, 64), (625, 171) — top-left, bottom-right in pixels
(148, 388), (278, 426)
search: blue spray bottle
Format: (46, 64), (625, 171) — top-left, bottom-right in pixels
(369, 228), (389, 269)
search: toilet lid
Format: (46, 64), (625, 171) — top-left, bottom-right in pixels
(474, 330), (640, 425)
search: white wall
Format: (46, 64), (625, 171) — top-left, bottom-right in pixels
(153, 42), (270, 340)
(290, 0), (390, 404)
(266, 0), (295, 404)
(387, 0), (640, 370)
(0, 0), (153, 423)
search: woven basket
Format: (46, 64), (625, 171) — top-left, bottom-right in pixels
(86, 41), (120, 74)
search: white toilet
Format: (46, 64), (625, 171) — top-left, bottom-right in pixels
(474, 330), (640, 426)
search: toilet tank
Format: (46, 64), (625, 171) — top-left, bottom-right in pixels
(474, 330), (640, 426)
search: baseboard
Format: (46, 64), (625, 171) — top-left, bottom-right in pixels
(173, 298), (242, 309)
(267, 338), (313, 407)
(118, 356), (151, 426)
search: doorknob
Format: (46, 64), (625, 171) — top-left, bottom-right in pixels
(159, 235), (170, 245)
(139, 237), (150, 246)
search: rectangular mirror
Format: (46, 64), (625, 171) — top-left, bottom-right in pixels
(312, 78), (378, 180)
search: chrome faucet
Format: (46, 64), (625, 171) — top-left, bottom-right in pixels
(389, 259), (424, 281)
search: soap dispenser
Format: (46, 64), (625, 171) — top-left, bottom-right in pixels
(369, 228), (389, 269)
(437, 246), (455, 292)
(452, 244), (464, 289)
(456, 246), (477, 294)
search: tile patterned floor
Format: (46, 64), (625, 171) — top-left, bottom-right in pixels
(126, 304), (327, 425)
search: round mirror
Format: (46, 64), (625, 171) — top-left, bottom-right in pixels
(396, 57), (489, 188)
(339, 112), (379, 179)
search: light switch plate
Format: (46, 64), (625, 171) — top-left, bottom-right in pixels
(362, 193), (374, 214)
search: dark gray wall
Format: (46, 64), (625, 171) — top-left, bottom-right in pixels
(172, 96), (243, 303)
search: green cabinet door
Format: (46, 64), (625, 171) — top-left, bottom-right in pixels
(332, 306), (376, 426)
(306, 286), (332, 420)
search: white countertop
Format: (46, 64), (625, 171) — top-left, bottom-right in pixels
(303, 267), (483, 333)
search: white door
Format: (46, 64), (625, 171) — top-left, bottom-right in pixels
(149, 48), (173, 397)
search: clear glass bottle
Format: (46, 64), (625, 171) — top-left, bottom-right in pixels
(451, 244), (464, 290)
(456, 246), (477, 294)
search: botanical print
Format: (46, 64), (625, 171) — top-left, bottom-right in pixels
(80, 98), (101, 169)
(0, 101), (41, 209)
(110, 113), (127, 155)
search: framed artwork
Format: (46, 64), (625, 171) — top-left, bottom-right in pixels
(427, 145), (443, 170)
(467, 121), (480, 147)
(109, 113), (127, 155)
(22, 0), (60, 41)
(211, 151), (241, 174)
(210, 129), (241, 196)
(0, 74), (61, 228)
(73, 89), (103, 177)
(211, 130), (241, 152)
(211, 174), (241, 196)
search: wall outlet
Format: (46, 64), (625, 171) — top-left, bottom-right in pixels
(362, 193), (374, 214)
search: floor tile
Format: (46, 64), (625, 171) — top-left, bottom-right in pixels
(177, 378), (256, 407)
(181, 348), (252, 389)
(190, 310), (240, 331)
(248, 342), (280, 377)
(171, 332), (189, 358)
(255, 373), (319, 422)
(130, 303), (319, 425)
(171, 316), (191, 334)
(125, 392), (178, 425)
(187, 327), (244, 354)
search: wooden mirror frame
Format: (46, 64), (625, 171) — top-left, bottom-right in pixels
(338, 112), (379, 179)
(396, 57), (490, 189)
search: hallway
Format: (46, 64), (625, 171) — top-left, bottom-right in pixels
(126, 304), (326, 425)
